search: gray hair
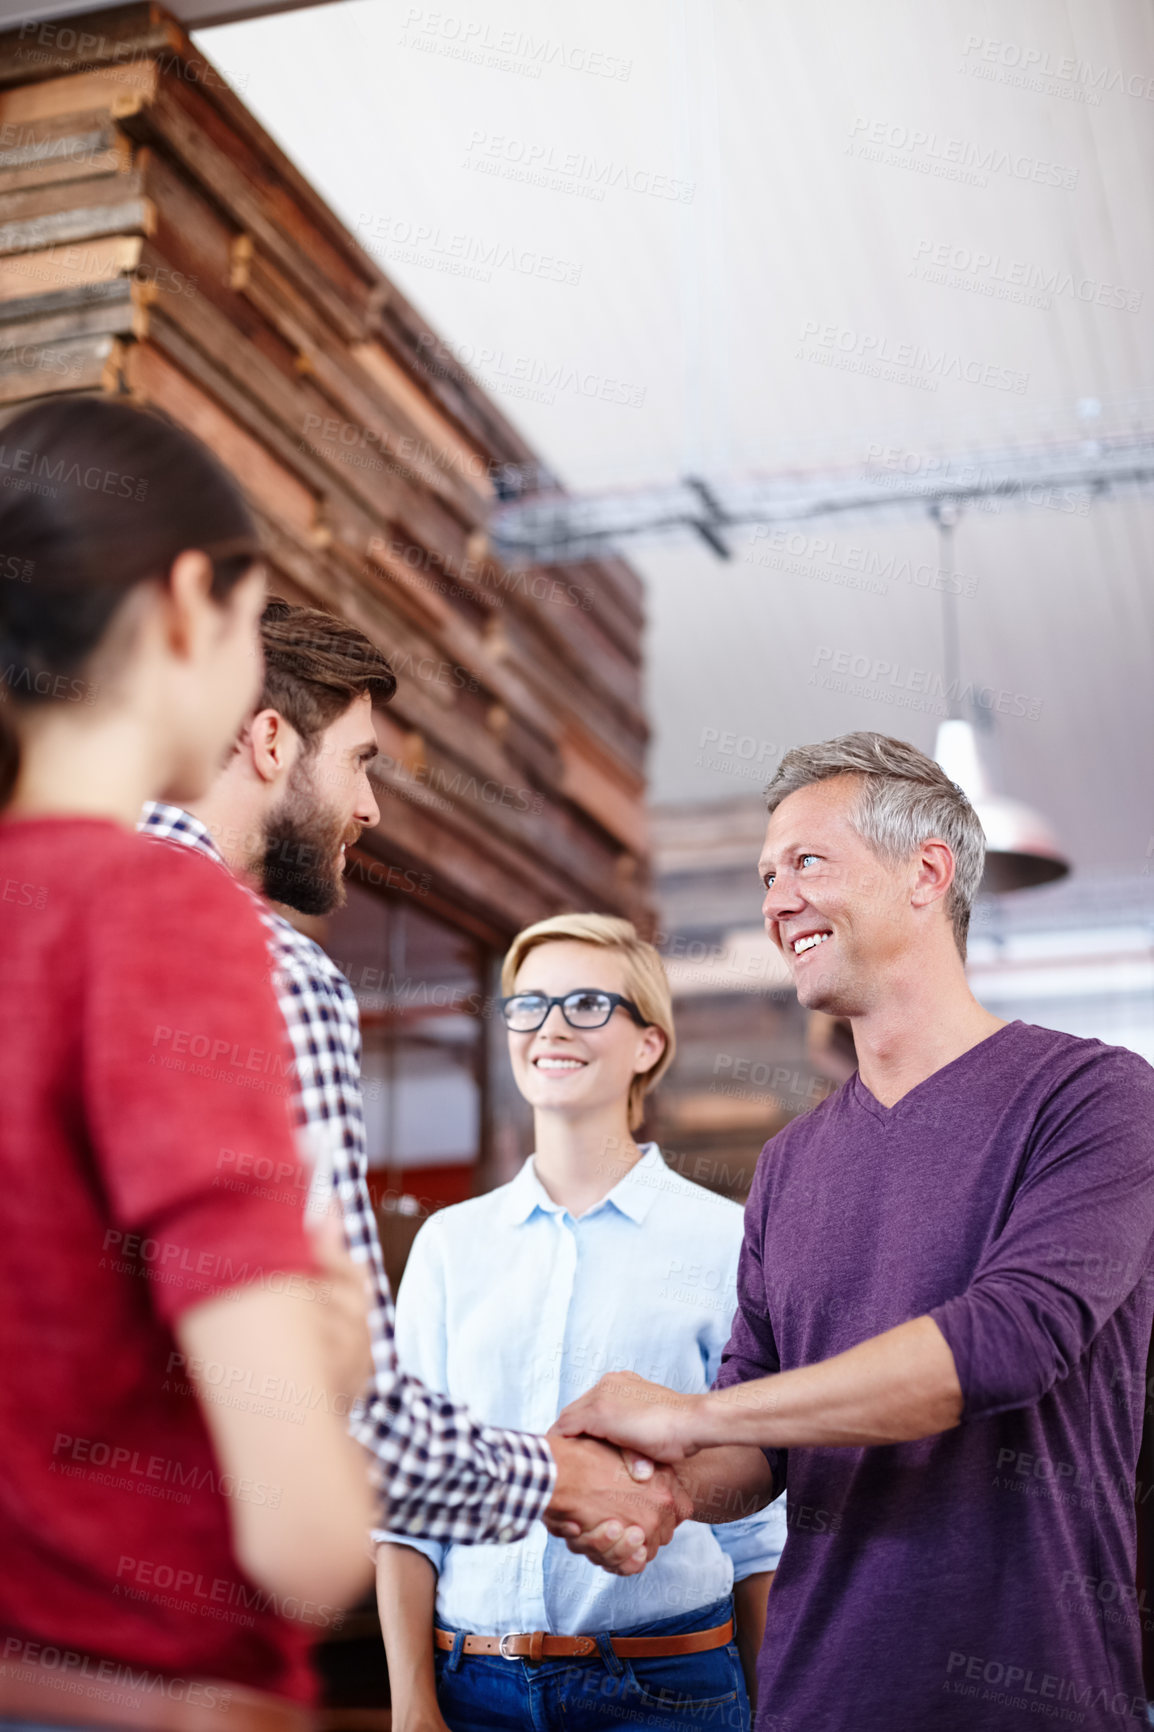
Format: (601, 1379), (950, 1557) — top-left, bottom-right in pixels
(764, 732), (985, 958)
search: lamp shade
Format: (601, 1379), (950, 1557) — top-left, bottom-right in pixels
(933, 719), (1070, 895)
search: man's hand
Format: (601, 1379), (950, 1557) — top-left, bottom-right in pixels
(554, 1371), (706, 1462)
(543, 1432), (691, 1574)
(555, 1460), (695, 1573)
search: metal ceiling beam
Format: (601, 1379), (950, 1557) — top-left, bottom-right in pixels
(490, 428), (1154, 565)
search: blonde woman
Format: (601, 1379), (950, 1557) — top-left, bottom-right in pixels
(376, 914), (785, 1732)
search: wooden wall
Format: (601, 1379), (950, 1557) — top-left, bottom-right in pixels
(0, 1), (652, 939)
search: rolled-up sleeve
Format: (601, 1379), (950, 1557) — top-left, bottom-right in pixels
(931, 1051), (1154, 1421)
(712, 1498), (787, 1577)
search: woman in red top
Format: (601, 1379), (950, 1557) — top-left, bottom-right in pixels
(0, 398), (375, 1731)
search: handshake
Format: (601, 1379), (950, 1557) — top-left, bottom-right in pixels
(542, 1371), (711, 1576)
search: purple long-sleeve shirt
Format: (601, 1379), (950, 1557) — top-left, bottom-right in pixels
(717, 1021), (1154, 1732)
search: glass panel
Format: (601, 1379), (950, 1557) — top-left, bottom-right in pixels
(326, 880), (486, 1182)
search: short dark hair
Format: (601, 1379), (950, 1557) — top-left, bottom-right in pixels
(257, 599), (396, 748)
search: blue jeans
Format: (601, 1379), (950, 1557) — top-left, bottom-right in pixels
(434, 1594), (749, 1732)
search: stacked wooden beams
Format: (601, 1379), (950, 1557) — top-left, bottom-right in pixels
(0, 2), (652, 935)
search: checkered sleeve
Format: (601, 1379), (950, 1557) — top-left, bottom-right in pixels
(264, 919), (557, 1545)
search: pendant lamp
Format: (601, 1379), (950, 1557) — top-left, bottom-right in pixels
(930, 505), (1070, 894)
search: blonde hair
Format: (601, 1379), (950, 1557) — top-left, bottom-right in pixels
(501, 913), (676, 1132)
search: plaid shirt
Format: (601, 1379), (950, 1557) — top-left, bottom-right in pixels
(138, 803), (556, 1544)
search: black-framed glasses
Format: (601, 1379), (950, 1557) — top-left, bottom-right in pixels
(499, 990), (649, 1033)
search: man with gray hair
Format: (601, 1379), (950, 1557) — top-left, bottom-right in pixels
(556, 732), (1154, 1730)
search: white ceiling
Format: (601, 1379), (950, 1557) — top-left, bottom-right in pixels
(199, 0), (1154, 875)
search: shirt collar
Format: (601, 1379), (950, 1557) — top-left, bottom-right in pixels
(501, 1143), (665, 1227)
(138, 802), (229, 872)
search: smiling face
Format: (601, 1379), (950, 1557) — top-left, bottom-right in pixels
(507, 939), (666, 1126)
(759, 775), (924, 1017)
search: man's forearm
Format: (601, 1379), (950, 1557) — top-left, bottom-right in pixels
(695, 1315), (963, 1451)
(556, 1317), (964, 1468)
(674, 1445), (778, 1522)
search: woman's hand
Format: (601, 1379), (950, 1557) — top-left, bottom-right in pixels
(392, 1711), (452, 1732)
(377, 1544), (447, 1732)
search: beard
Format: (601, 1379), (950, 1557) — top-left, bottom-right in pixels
(260, 757), (351, 916)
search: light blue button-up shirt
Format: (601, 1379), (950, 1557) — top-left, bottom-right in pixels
(376, 1144), (786, 1634)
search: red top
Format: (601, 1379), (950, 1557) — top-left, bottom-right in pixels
(0, 816), (322, 1702)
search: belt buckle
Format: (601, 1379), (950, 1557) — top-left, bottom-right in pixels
(498, 1633), (519, 1659)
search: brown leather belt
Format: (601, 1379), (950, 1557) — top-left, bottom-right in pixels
(434, 1616), (733, 1664)
(0, 1651), (310, 1732)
